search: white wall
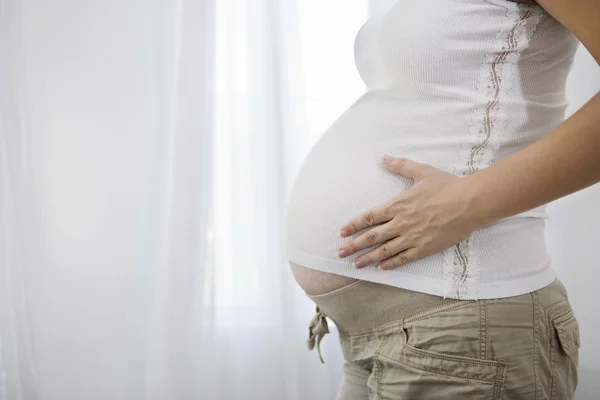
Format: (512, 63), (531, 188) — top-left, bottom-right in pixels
(546, 45), (600, 400)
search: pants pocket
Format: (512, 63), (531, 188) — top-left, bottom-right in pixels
(548, 300), (580, 400)
(374, 329), (507, 399)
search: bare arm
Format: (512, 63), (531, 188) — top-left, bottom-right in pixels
(337, 0), (600, 270)
(462, 0), (600, 228)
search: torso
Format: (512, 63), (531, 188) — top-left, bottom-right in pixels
(286, 0), (579, 299)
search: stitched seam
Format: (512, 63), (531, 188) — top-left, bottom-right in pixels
(374, 358), (384, 400)
(548, 302), (571, 321)
(306, 279), (364, 299)
(492, 358), (508, 400)
(479, 299), (488, 360)
(548, 302), (577, 399)
(549, 308), (557, 400)
(404, 300), (477, 324)
(402, 342), (504, 368)
(553, 312), (573, 326)
(378, 353), (496, 385)
(532, 291), (542, 400)
(374, 331), (389, 400)
(555, 323), (575, 355)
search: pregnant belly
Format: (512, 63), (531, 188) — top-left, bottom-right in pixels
(285, 94), (466, 294)
(290, 261), (359, 295)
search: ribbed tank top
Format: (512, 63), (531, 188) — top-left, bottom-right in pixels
(284, 0), (579, 300)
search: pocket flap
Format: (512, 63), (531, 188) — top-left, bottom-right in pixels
(552, 313), (580, 357)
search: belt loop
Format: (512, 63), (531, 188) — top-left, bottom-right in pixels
(307, 306), (330, 363)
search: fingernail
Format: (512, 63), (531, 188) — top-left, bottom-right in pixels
(353, 259), (362, 268)
(382, 153), (393, 163)
(336, 248), (347, 258)
(340, 229), (349, 237)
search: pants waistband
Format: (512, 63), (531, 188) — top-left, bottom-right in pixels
(305, 280), (468, 363)
(307, 280), (468, 336)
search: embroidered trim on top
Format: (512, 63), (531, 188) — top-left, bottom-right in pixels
(442, 5), (542, 300)
(467, 7), (533, 175)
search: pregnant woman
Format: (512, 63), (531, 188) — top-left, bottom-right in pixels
(285, 0), (599, 398)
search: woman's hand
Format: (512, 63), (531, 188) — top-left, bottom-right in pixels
(337, 154), (482, 270)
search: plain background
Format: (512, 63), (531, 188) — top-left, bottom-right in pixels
(547, 44), (600, 398)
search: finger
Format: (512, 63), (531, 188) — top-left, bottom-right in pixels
(339, 205), (393, 237)
(377, 247), (422, 270)
(337, 224), (398, 258)
(353, 237), (410, 269)
(382, 155), (434, 181)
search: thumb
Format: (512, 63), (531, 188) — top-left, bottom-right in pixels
(382, 155), (430, 180)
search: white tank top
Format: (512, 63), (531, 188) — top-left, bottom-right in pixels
(284, 0), (579, 300)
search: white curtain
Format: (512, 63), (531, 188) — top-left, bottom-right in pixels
(0, 0), (368, 399)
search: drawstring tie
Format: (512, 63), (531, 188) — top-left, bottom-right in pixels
(307, 306), (329, 363)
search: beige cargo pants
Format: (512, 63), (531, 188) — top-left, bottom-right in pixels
(306, 278), (579, 400)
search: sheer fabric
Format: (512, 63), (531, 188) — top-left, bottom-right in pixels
(0, 0), (367, 398)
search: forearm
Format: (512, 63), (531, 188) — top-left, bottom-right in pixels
(460, 91), (600, 228)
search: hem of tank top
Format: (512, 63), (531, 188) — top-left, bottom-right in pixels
(288, 250), (556, 300)
(484, 0), (539, 10)
(289, 248), (553, 278)
(475, 210), (549, 226)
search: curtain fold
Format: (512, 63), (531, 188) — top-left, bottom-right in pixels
(3, 1), (596, 399)
(141, 0), (216, 398)
(0, 0), (350, 399)
(0, 1), (41, 398)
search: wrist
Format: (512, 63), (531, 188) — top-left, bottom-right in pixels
(455, 174), (499, 230)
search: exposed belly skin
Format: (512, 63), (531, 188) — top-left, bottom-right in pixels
(290, 261), (359, 296)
